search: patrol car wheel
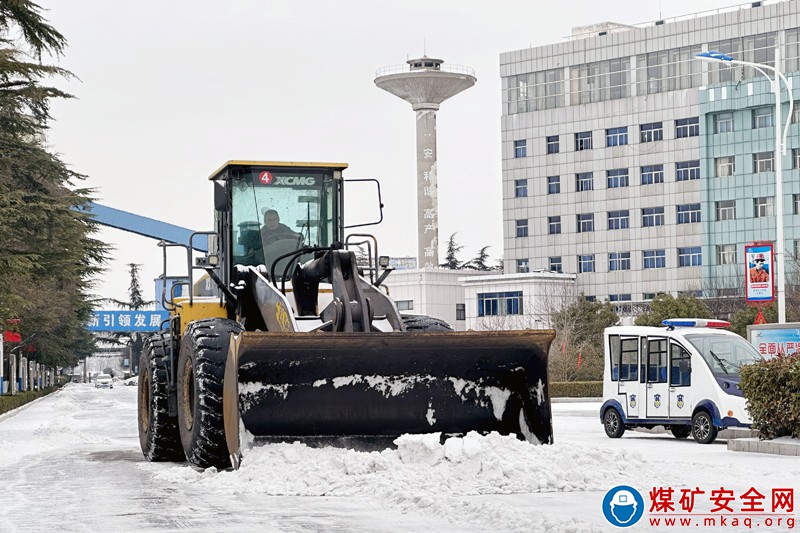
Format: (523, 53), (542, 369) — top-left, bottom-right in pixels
(670, 425), (691, 439)
(691, 411), (718, 444)
(603, 408), (625, 438)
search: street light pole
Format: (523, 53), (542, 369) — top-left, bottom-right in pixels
(696, 49), (794, 323)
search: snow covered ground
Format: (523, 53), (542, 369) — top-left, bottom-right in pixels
(0, 384), (798, 532)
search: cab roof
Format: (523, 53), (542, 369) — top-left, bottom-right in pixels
(208, 160), (349, 181)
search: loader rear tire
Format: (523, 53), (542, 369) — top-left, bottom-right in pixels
(401, 314), (454, 332)
(138, 336), (184, 462)
(177, 318), (244, 469)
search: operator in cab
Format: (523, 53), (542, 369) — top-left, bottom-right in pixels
(260, 209), (301, 244)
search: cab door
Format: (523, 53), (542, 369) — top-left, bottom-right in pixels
(615, 336), (641, 418)
(668, 341), (692, 419)
(645, 336), (670, 418)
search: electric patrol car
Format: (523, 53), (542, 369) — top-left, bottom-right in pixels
(600, 319), (767, 444)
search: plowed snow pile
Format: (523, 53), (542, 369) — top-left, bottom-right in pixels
(148, 431), (644, 532)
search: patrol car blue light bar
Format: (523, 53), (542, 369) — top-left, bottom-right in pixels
(662, 319), (731, 328)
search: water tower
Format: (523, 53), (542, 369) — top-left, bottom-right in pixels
(375, 56), (476, 268)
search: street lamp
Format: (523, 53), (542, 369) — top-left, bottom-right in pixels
(696, 49), (794, 323)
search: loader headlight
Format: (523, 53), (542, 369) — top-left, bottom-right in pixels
(379, 255), (390, 269)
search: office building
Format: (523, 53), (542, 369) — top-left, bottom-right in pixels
(501, 1), (800, 304)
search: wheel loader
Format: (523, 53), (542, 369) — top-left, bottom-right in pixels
(137, 161), (555, 470)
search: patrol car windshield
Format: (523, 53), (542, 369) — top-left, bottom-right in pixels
(683, 333), (765, 376)
(230, 168), (335, 267)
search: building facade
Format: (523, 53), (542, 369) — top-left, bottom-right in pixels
(501, 1), (800, 304)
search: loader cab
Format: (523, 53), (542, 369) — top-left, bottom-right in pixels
(209, 161), (347, 283)
(600, 319), (767, 444)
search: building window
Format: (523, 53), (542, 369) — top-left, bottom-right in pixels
(717, 244), (736, 265)
(640, 122), (663, 142)
(796, 240), (800, 260)
(607, 210), (630, 230)
(794, 101), (800, 124)
(575, 131), (592, 151)
(754, 197), (774, 218)
(547, 175), (560, 194)
(607, 168), (629, 188)
(515, 219), (528, 237)
(396, 300), (414, 311)
(677, 203), (701, 224)
(514, 179), (528, 198)
(546, 135), (559, 154)
(678, 247), (702, 267)
(752, 106), (774, 129)
(455, 303), (465, 321)
(578, 254), (595, 273)
(716, 200), (736, 221)
(478, 291), (523, 317)
(715, 156), (735, 177)
(576, 172), (593, 191)
(675, 117), (699, 138)
(676, 160), (700, 181)
(794, 148), (800, 169)
(713, 112), (734, 133)
(641, 164), (664, 185)
(577, 213), (594, 233)
(678, 290), (703, 298)
(548, 216), (562, 235)
(643, 249), (666, 269)
(606, 127), (628, 147)
(609, 252), (631, 271)
(753, 152), (774, 173)
(794, 193), (800, 215)
(516, 259), (529, 273)
(549, 256), (562, 273)
(642, 207), (665, 227)
(609, 294), (632, 302)
(514, 139), (527, 158)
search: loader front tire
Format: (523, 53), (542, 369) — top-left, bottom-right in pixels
(138, 336), (184, 462)
(401, 314), (454, 332)
(177, 318), (244, 469)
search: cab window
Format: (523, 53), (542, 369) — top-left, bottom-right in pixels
(670, 343), (691, 386)
(609, 335), (639, 381)
(647, 338), (668, 383)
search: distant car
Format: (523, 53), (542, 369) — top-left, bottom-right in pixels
(95, 374), (113, 389)
(123, 376), (138, 387)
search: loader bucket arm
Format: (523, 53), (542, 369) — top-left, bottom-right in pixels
(227, 329), (554, 456)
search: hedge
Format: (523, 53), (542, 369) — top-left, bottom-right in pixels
(550, 381), (602, 398)
(740, 353), (800, 439)
(0, 380), (66, 416)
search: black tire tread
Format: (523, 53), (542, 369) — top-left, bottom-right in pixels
(178, 318), (244, 469)
(139, 336), (184, 461)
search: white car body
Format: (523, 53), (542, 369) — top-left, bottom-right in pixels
(95, 374), (113, 389)
(600, 320), (766, 442)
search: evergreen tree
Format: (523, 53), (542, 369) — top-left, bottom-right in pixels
(634, 293), (710, 327)
(439, 232), (464, 270)
(463, 245), (493, 271)
(0, 0), (107, 367)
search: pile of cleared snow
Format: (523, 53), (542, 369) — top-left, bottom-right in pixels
(147, 432), (642, 532)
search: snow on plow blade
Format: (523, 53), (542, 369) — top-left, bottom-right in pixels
(226, 329), (554, 457)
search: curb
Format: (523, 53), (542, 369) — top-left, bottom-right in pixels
(551, 397), (602, 403)
(727, 437), (800, 456)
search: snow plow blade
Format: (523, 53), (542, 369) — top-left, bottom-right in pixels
(226, 329), (554, 457)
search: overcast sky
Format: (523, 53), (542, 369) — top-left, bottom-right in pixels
(41, 0), (738, 304)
